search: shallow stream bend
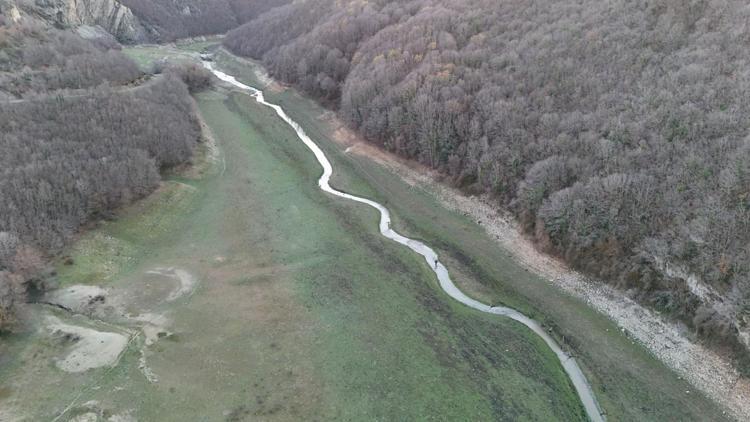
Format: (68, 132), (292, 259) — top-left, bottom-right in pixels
(204, 61), (605, 422)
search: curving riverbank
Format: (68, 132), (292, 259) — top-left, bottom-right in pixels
(204, 61), (605, 422)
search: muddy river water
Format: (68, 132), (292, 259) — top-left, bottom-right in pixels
(204, 61), (605, 422)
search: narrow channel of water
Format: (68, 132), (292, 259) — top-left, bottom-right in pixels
(204, 61), (605, 422)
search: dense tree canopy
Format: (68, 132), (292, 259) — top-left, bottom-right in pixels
(225, 0), (750, 366)
(0, 25), (201, 328)
(0, 26), (141, 97)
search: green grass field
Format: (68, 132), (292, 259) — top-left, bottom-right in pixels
(123, 44), (200, 71)
(0, 43), (730, 421)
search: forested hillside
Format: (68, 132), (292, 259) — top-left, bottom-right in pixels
(120, 0), (291, 41)
(0, 24), (202, 327)
(0, 0), (291, 44)
(225, 0), (750, 368)
(0, 26), (141, 97)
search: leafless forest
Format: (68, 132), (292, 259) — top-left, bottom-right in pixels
(0, 25), (202, 326)
(120, 0), (291, 41)
(224, 0), (750, 370)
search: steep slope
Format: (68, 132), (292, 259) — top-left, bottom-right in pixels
(0, 0), (148, 42)
(0, 0), (291, 43)
(119, 0), (291, 41)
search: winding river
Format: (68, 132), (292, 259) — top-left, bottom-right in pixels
(204, 61), (605, 422)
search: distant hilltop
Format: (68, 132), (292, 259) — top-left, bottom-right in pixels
(0, 0), (291, 44)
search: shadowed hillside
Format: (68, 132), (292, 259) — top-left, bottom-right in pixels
(120, 0), (291, 41)
(0, 0), (291, 43)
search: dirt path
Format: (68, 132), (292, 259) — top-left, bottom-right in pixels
(329, 119), (750, 421)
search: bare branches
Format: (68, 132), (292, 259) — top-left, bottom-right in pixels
(0, 28), (200, 327)
(224, 0), (750, 369)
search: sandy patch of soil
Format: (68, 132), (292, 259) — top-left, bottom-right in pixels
(63, 401), (136, 422)
(69, 412), (98, 422)
(41, 266), (196, 386)
(325, 115), (750, 421)
(138, 349), (159, 384)
(145, 267), (199, 302)
(45, 315), (130, 373)
(129, 312), (171, 346)
(127, 312), (171, 384)
(107, 413), (136, 422)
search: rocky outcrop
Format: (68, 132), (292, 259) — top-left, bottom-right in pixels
(3, 0), (148, 43)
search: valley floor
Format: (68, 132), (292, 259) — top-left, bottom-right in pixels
(0, 43), (733, 421)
